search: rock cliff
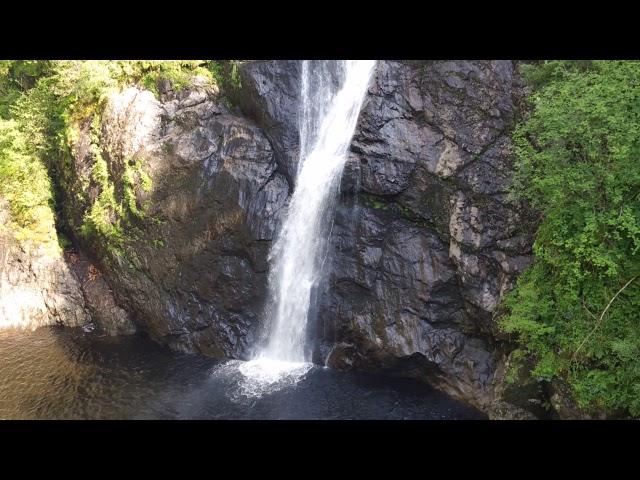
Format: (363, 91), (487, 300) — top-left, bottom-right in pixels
(238, 60), (540, 417)
(58, 79), (289, 357)
(0, 200), (135, 335)
(6, 61), (543, 417)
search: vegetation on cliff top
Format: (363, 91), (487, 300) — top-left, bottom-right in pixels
(502, 61), (640, 417)
(0, 118), (58, 250)
(0, 61), (60, 251)
(0, 60), (225, 254)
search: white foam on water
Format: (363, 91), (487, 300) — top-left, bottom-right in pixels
(210, 358), (312, 402)
(236, 357), (312, 398)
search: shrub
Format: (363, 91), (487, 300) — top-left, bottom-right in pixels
(0, 119), (58, 248)
(501, 61), (640, 417)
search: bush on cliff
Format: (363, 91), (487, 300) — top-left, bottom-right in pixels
(0, 61), (224, 255)
(502, 60), (640, 417)
(0, 119), (58, 249)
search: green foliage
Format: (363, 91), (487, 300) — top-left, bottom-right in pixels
(502, 61), (640, 417)
(48, 60), (216, 103)
(0, 61), (52, 119)
(10, 60), (220, 157)
(127, 60), (218, 96)
(1, 60), (217, 257)
(504, 348), (532, 386)
(211, 61), (245, 107)
(519, 60), (595, 90)
(360, 193), (389, 210)
(0, 119), (58, 249)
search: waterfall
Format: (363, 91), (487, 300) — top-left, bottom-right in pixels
(237, 60), (377, 393)
(263, 60), (377, 361)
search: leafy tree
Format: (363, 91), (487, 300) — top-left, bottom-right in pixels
(502, 61), (640, 417)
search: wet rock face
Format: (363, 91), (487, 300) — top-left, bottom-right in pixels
(237, 61), (302, 186)
(65, 84), (289, 358)
(221, 60), (538, 414)
(306, 60), (537, 412)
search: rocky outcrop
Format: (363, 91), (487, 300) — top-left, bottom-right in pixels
(64, 249), (136, 335)
(320, 61), (538, 416)
(239, 60), (540, 417)
(0, 208), (88, 330)
(0, 201), (134, 335)
(61, 80), (289, 358)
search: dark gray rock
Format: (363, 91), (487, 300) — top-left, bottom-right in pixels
(310, 61), (538, 414)
(237, 61), (302, 186)
(63, 84), (289, 359)
(58, 61), (539, 417)
(65, 250), (136, 336)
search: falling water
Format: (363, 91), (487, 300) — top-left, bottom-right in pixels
(238, 60), (377, 393)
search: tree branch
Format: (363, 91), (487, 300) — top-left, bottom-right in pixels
(572, 275), (639, 363)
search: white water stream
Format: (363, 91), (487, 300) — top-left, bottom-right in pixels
(238, 60), (377, 395)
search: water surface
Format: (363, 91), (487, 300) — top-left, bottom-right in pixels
(0, 327), (485, 420)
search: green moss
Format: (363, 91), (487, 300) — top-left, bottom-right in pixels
(57, 232), (72, 251)
(161, 141), (174, 155)
(504, 349), (527, 385)
(395, 202), (415, 219)
(228, 61), (242, 90)
(360, 193), (389, 210)
(78, 117), (154, 256)
(79, 148), (125, 250)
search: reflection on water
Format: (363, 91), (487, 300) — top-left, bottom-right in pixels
(0, 327), (486, 420)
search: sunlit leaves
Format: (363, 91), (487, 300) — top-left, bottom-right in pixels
(0, 119), (58, 248)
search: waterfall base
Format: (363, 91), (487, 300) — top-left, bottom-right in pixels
(235, 357), (313, 398)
